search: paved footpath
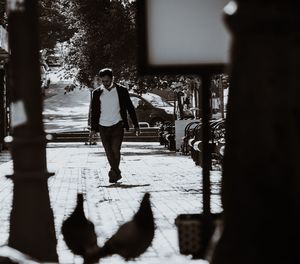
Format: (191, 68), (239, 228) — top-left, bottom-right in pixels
(0, 142), (222, 264)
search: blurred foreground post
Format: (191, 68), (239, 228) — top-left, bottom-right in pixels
(7, 0), (58, 261)
(212, 1), (300, 263)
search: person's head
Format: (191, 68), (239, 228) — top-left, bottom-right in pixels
(98, 68), (113, 89)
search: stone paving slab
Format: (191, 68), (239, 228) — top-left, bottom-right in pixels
(0, 142), (222, 264)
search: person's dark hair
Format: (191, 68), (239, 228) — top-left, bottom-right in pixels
(98, 68), (113, 78)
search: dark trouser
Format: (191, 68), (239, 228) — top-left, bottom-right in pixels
(99, 121), (124, 176)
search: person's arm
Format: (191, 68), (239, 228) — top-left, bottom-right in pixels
(90, 89), (100, 133)
(124, 89), (140, 134)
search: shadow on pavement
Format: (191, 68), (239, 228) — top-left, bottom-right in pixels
(122, 151), (174, 156)
(98, 183), (151, 189)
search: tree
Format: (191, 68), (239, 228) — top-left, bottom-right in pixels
(62, 0), (137, 85)
(39, 0), (74, 50)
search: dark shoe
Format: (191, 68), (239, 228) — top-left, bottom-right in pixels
(109, 170), (122, 183)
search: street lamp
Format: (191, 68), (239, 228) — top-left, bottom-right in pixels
(6, 0), (58, 261)
(137, 0), (231, 259)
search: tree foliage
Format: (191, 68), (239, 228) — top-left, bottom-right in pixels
(39, 0), (74, 50)
(0, 0), (6, 27)
(36, 0), (221, 100)
(36, 0), (194, 94)
(61, 0), (136, 85)
(0, 0), (72, 49)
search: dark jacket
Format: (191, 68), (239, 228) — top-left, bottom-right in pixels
(90, 83), (139, 132)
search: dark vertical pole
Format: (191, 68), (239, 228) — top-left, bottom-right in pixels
(177, 91), (184, 119)
(219, 75), (224, 118)
(197, 80), (202, 119)
(0, 68), (4, 150)
(7, 0), (58, 261)
(4, 64), (10, 141)
(201, 73), (211, 217)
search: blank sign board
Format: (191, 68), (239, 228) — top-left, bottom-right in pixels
(146, 0), (231, 67)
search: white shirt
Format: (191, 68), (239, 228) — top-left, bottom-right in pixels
(99, 85), (122, 126)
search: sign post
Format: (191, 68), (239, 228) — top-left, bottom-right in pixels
(137, 0), (231, 259)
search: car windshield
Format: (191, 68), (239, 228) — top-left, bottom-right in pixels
(142, 93), (172, 108)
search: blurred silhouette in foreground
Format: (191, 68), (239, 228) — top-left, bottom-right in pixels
(61, 194), (99, 263)
(62, 192), (155, 263)
(95, 192), (155, 261)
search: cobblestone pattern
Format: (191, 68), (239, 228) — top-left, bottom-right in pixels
(0, 142), (222, 264)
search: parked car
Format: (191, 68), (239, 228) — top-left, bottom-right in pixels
(129, 93), (194, 127)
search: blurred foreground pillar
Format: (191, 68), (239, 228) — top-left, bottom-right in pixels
(212, 1), (300, 264)
(7, 0), (58, 261)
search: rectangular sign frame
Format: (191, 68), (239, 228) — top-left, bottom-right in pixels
(137, 0), (230, 75)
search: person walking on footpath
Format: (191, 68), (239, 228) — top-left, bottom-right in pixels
(90, 68), (140, 183)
